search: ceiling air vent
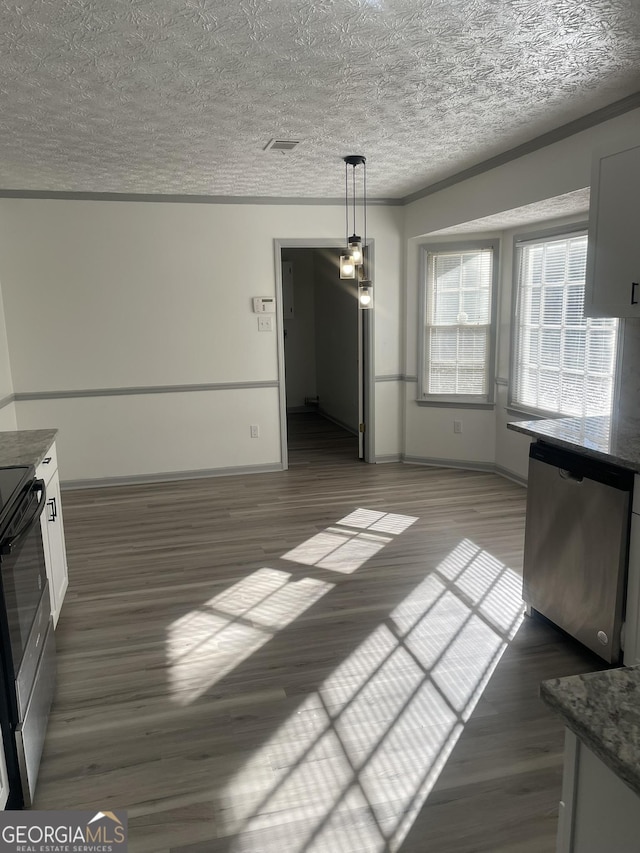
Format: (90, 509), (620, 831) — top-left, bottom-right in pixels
(264, 139), (301, 152)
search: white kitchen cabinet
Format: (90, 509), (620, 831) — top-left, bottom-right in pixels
(36, 444), (68, 627)
(557, 730), (640, 853)
(584, 140), (640, 318)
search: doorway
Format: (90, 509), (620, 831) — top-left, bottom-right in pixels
(274, 240), (374, 469)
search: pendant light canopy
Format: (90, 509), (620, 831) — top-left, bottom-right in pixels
(340, 155), (371, 306)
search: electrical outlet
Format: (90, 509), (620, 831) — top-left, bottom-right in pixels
(453, 419), (463, 434)
(258, 316), (273, 331)
(250, 424), (260, 438)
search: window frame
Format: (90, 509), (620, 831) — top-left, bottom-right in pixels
(508, 222), (619, 419)
(418, 239), (499, 407)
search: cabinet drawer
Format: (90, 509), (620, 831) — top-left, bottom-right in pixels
(35, 443), (57, 485)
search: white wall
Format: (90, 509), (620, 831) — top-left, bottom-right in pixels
(373, 380), (403, 460)
(373, 206), (405, 460)
(0, 278), (16, 431)
(0, 198), (403, 481)
(0, 407), (17, 432)
(403, 108), (640, 480)
(16, 389), (281, 482)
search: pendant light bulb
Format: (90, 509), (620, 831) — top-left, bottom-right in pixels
(340, 255), (356, 279)
(359, 283), (372, 308)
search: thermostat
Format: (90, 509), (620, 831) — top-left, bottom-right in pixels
(253, 297), (276, 314)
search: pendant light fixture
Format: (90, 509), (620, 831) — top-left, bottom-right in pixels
(358, 281), (372, 309)
(339, 254), (356, 279)
(339, 155), (371, 308)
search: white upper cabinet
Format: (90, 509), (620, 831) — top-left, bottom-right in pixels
(585, 141), (640, 318)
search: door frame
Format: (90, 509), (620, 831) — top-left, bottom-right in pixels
(274, 238), (376, 470)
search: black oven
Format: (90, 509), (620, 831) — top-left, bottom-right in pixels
(0, 466), (56, 808)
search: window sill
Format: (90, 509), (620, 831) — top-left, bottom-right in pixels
(417, 399), (495, 410)
(505, 406), (568, 421)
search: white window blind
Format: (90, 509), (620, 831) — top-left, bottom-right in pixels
(423, 248), (494, 399)
(512, 233), (618, 417)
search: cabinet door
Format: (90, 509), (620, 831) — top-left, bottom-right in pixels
(42, 470), (69, 627)
(585, 143), (640, 318)
(567, 735), (640, 852)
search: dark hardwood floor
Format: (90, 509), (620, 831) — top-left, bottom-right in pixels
(286, 411), (359, 465)
(33, 414), (604, 852)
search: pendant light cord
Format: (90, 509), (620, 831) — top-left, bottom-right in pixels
(352, 163), (357, 241)
(345, 160), (349, 245)
(363, 159), (367, 279)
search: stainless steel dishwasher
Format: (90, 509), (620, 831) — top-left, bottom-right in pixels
(523, 441), (633, 664)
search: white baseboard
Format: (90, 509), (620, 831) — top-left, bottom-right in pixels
(402, 454), (527, 486)
(62, 462), (284, 490)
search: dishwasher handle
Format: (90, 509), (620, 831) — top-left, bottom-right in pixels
(559, 468), (583, 483)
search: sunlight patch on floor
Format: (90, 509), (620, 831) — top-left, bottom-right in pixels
(282, 509), (418, 574)
(220, 539), (524, 852)
(337, 508), (419, 535)
(167, 568), (333, 705)
(166, 508), (417, 702)
(283, 527), (392, 574)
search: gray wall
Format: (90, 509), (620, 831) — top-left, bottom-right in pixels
(282, 249), (318, 410)
(313, 248), (359, 432)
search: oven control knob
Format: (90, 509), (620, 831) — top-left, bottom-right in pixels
(597, 630), (609, 646)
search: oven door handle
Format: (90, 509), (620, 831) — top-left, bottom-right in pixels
(0, 479), (47, 556)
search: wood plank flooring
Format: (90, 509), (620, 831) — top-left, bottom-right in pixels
(33, 415), (604, 852)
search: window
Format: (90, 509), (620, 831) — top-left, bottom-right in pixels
(511, 231), (618, 417)
(420, 242), (497, 404)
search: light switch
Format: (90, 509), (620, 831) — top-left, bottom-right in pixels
(258, 315), (273, 331)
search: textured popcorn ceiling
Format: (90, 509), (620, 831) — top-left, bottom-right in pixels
(0, 0), (638, 199)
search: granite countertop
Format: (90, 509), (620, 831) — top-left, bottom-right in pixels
(0, 429), (58, 469)
(507, 415), (640, 472)
(540, 666), (640, 797)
